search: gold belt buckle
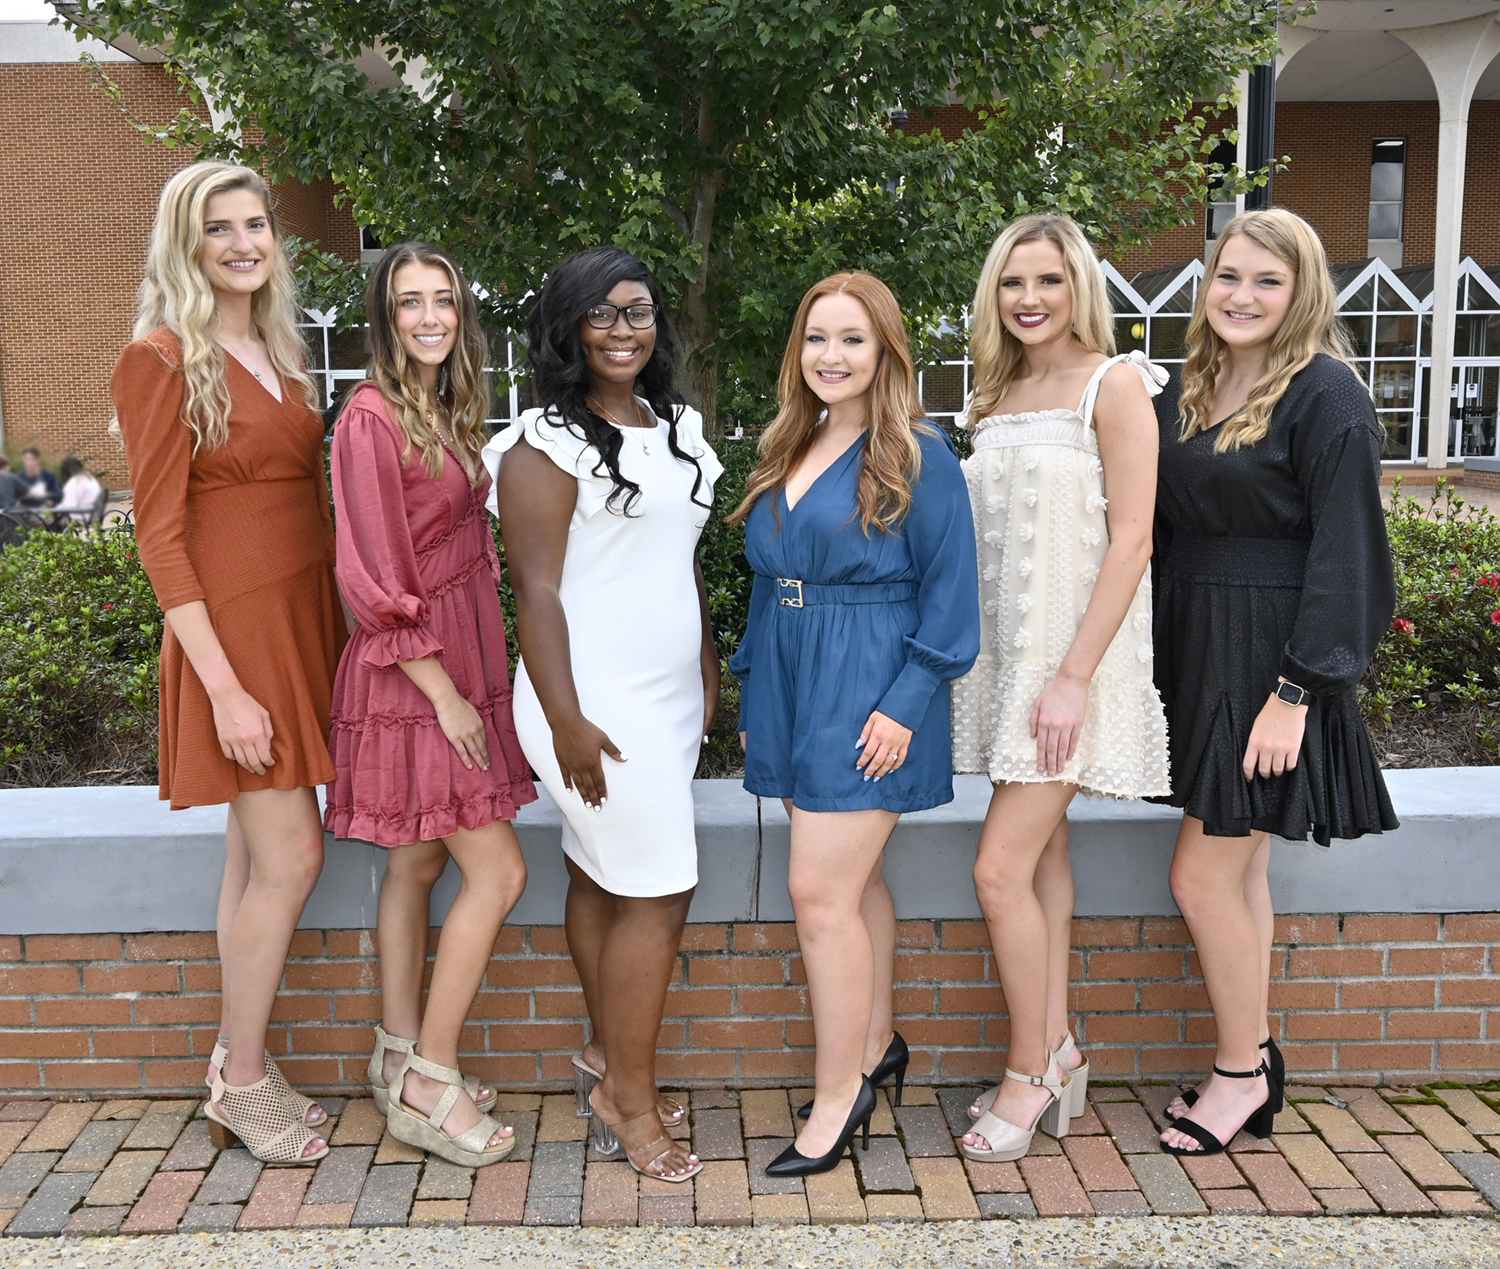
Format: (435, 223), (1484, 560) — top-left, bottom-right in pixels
(776, 577), (804, 608)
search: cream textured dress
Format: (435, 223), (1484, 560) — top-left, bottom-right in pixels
(950, 351), (1171, 798)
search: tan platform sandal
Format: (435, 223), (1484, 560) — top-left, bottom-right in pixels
(385, 1050), (515, 1168)
(960, 1052), (1070, 1164)
(207, 1038), (326, 1128)
(205, 1070), (329, 1164)
(969, 1031), (1089, 1123)
(368, 1024), (495, 1115)
(571, 1052), (684, 1126)
(588, 1085), (700, 1182)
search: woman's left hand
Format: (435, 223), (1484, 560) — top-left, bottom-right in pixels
(856, 710), (913, 782)
(1243, 689), (1307, 780)
(1030, 672), (1089, 777)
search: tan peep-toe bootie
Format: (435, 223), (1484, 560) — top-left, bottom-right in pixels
(205, 1070), (329, 1164)
(208, 1039), (327, 1128)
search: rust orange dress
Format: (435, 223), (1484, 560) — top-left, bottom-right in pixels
(112, 328), (346, 808)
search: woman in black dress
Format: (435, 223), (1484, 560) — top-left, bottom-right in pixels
(1152, 209), (1397, 1157)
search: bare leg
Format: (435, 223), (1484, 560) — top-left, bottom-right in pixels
(211, 807), (250, 1081)
(965, 781), (1077, 1151)
(564, 858), (613, 1074)
(216, 786), (327, 1158)
(376, 840), (448, 1088)
(1168, 831), (1275, 1120)
(788, 806), (900, 1158)
(1033, 819), (1077, 1054)
(859, 862), (897, 1072)
(398, 822), (527, 1146)
(1160, 818), (1271, 1151)
(587, 884), (698, 1176)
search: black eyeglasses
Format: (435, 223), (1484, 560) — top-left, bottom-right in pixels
(584, 302), (658, 330)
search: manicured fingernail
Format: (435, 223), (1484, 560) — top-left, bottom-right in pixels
(873, 776), (881, 782)
(600, 797), (607, 806)
(863, 775), (870, 782)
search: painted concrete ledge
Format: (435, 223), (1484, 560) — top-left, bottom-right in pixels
(0, 768), (1496, 934)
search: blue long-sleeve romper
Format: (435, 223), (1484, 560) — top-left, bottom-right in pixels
(731, 428), (981, 812)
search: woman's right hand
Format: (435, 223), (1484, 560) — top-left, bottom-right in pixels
(209, 687), (276, 775)
(436, 693), (490, 771)
(554, 717), (625, 809)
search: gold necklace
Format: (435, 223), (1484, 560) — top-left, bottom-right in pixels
(589, 397), (653, 453)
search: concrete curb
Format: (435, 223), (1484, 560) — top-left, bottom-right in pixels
(0, 768), (1496, 934)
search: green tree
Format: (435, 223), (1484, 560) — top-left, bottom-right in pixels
(71, 0), (1279, 429)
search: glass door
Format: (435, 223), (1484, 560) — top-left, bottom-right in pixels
(1419, 365), (1500, 460)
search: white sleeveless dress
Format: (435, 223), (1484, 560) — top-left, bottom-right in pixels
(483, 402), (723, 896)
(950, 351), (1171, 798)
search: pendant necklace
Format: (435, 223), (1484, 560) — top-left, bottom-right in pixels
(590, 397), (653, 453)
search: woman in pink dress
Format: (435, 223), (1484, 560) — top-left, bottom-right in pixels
(326, 242), (536, 1168)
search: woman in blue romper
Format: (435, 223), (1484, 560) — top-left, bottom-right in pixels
(729, 273), (979, 1175)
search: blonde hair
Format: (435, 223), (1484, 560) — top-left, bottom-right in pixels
(1179, 208), (1352, 450)
(728, 273), (933, 535)
(967, 215), (1115, 428)
(135, 161), (316, 454)
(356, 242), (489, 484)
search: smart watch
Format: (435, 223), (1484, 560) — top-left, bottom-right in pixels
(1274, 679), (1309, 707)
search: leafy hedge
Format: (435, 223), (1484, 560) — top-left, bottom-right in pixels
(4, 466), (1497, 786)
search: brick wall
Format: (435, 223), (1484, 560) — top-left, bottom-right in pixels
(0, 915), (1494, 1096)
(0, 64), (358, 473)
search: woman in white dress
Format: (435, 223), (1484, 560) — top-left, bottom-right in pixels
(950, 215), (1170, 1162)
(485, 246), (721, 1184)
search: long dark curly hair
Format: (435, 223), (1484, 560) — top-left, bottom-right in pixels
(526, 246), (709, 515)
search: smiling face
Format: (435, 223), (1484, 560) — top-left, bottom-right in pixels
(200, 187), (275, 299)
(581, 279), (657, 392)
(800, 291), (882, 409)
(1204, 232), (1297, 352)
(995, 237), (1074, 348)
(392, 261), (460, 375)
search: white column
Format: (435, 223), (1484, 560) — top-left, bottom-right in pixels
(1391, 14), (1500, 469)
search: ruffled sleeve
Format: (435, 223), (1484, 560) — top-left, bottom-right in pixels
(111, 333), (206, 612)
(331, 396), (445, 670)
(670, 404), (725, 496)
(875, 429), (982, 730)
(1281, 366), (1396, 695)
(483, 408), (615, 529)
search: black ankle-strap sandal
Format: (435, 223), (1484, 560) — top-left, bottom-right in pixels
(1166, 1039), (1281, 1124)
(1159, 1062), (1274, 1157)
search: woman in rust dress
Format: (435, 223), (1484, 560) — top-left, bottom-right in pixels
(113, 161), (344, 1164)
(324, 243), (534, 1168)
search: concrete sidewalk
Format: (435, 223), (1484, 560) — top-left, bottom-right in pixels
(0, 1217), (1497, 1269)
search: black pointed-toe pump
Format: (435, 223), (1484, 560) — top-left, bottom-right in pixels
(797, 1032), (908, 1120)
(767, 1076), (876, 1177)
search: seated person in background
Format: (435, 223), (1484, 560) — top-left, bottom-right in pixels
(56, 455), (104, 512)
(0, 458), (27, 511)
(18, 447), (60, 507)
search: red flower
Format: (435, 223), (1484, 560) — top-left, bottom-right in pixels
(1451, 567), (1462, 577)
(1393, 618), (1415, 634)
(103, 604), (114, 611)
(1491, 610), (1500, 626)
(1482, 573), (1500, 589)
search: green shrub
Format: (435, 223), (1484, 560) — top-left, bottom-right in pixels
(1365, 479), (1500, 754)
(0, 527), (162, 784)
(6, 469), (1498, 786)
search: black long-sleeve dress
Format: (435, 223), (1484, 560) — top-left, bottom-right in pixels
(1151, 354), (1399, 845)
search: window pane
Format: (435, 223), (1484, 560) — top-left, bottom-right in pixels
(330, 327), (369, 370)
(1341, 315), (1373, 357)
(1343, 279), (1375, 312)
(1115, 317), (1147, 355)
(1372, 361), (1415, 409)
(1374, 314), (1416, 356)
(1456, 314), (1490, 356)
(1378, 411), (1412, 460)
(1368, 201), (1402, 240)
(1376, 279), (1413, 312)
(1370, 162), (1404, 202)
(1149, 316), (1190, 360)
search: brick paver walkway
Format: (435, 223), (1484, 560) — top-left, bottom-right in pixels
(0, 1082), (1496, 1236)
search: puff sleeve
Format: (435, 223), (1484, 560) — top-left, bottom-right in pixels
(111, 337), (206, 612)
(331, 404), (445, 669)
(875, 431), (982, 730)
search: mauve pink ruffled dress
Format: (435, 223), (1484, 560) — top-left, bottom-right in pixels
(324, 382), (536, 846)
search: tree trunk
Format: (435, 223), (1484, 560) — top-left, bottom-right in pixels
(673, 84), (725, 437)
(675, 307), (720, 439)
